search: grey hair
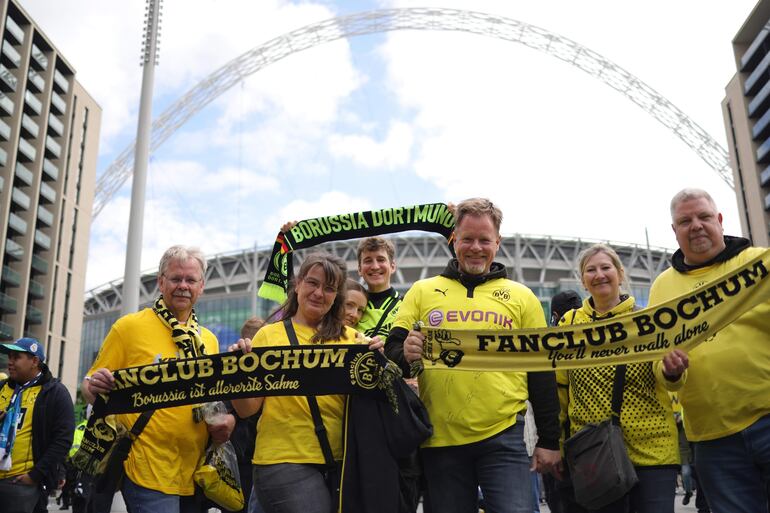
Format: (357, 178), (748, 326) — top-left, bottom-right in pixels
(159, 245), (207, 277)
(670, 188), (718, 218)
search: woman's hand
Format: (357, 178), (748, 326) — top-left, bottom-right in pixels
(228, 337), (253, 354)
(368, 335), (384, 354)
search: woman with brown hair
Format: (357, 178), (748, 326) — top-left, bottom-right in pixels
(229, 252), (382, 513)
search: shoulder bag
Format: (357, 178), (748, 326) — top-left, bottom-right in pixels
(563, 364), (638, 509)
(92, 409), (154, 495)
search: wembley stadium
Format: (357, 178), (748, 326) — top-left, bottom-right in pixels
(79, 233), (672, 380)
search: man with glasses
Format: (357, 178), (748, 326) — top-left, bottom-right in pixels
(82, 245), (234, 513)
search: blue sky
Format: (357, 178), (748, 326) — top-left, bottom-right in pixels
(18, 0), (758, 289)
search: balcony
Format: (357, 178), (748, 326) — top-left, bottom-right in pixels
(24, 90), (41, 115)
(0, 92), (13, 115)
(17, 137), (36, 162)
(1, 265), (21, 287)
(0, 320), (13, 340)
(750, 79), (770, 119)
(30, 44), (47, 71)
(28, 279), (45, 299)
(0, 291), (18, 313)
(0, 147), (6, 168)
(30, 254), (48, 274)
(37, 205), (53, 226)
(27, 69), (44, 92)
(11, 187), (30, 210)
(53, 69), (69, 93)
(5, 239), (23, 260)
(50, 91), (66, 114)
(39, 181), (55, 203)
(15, 162), (33, 185)
(42, 159), (58, 181)
(0, 64), (16, 92)
(48, 112), (63, 136)
(745, 50), (770, 97)
(34, 230), (50, 250)
(26, 304), (42, 324)
(762, 166), (770, 187)
(1, 41), (21, 68)
(21, 113), (39, 138)
(0, 117), (10, 140)
(45, 135), (61, 158)
(758, 138), (770, 163)
(4, 17), (24, 45)
(8, 212), (27, 235)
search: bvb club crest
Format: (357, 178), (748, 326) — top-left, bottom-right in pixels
(273, 253), (289, 278)
(349, 352), (380, 390)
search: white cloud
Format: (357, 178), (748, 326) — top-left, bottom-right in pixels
(29, 0), (761, 291)
(328, 121), (413, 169)
(375, 1), (749, 249)
(18, 0), (358, 154)
(261, 191), (373, 234)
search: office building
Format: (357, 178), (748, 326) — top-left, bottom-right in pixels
(723, 0), (770, 246)
(0, 0), (101, 394)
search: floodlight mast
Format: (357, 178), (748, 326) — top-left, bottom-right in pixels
(122, 0), (162, 315)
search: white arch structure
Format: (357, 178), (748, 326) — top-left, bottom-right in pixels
(92, 7), (733, 218)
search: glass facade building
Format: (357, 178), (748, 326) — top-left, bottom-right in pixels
(723, 0), (770, 247)
(0, 0), (101, 395)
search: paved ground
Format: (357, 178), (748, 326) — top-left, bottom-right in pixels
(47, 489), (705, 512)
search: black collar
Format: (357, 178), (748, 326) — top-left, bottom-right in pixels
(671, 235), (751, 272)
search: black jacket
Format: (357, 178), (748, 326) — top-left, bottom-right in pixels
(4, 368), (75, 491)
(340, 378), (432, 513)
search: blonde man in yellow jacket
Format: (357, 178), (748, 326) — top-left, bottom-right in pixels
(557, 244), (686, 513)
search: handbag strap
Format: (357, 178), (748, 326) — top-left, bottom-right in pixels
(370, 293), (399, 337)
(129, 409), (155, 438)
(283, 318), (337, 470)
(610, 364), (627, 426)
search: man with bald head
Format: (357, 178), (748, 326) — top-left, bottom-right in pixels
(654, 188), (770, 513)
(82, 245), (235, 513)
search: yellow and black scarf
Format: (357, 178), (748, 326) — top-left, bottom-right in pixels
(153, 296), (207, 359)
(259, 203), (456, 303)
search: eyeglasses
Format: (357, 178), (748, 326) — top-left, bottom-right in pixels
(163, 274), (201, 286)
(302, 277), (337, 295)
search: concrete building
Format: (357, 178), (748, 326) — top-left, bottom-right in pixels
(79, 234), (671, 382)
(723, 0), (770, 247)
(0, 0), (101, 394)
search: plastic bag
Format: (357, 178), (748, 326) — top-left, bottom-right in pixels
(193, 404), (244, 512)
(194, 441), (244, 511)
